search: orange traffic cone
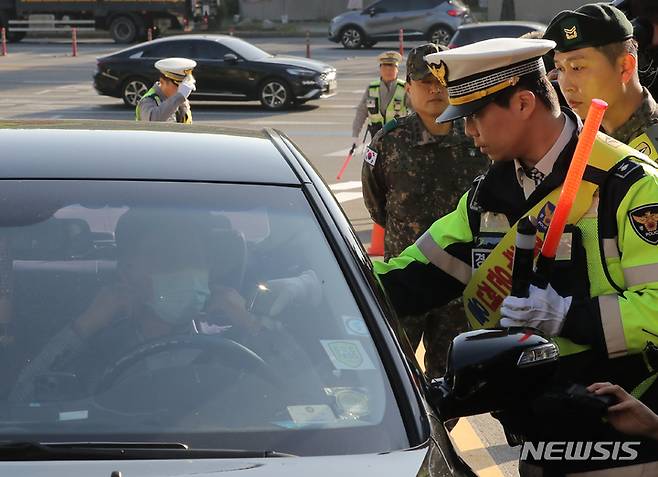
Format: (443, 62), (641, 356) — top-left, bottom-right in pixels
(367, 224), (385, 256)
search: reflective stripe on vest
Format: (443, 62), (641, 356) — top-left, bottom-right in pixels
(367, 79), (407, 127)
(135, 87), (192, 124)
(462, 133), (642, 357)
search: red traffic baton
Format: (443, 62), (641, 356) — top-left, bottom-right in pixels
(534, 99), (608, 285)
(336, 143), (357, 180)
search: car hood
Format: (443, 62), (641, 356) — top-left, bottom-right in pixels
(0, 450), (428, 476)
(256, 55), (333, 73)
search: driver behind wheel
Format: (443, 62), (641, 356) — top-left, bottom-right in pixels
(8, 209), (261, 403)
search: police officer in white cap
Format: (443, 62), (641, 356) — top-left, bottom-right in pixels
(136, 57), (197, 124)
(373, 37), (658, 475)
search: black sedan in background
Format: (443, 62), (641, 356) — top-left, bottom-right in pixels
(94, 35), (338, 110)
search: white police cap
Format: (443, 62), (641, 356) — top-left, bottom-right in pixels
(154, 57), (197, 83)
(424, 38), (556, 123)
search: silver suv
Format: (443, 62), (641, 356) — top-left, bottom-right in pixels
(329, 0), (472, 49)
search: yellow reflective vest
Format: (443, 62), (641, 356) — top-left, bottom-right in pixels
(375, 122), (658, 398)
(367, 79), (407, 132)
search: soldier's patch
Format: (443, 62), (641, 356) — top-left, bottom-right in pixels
(629, 204), (658, 245)
(364, 147), (378, 166)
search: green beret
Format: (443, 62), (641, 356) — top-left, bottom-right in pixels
(544, 3), (633, 53)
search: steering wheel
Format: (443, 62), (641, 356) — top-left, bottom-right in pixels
(93, 334), (278, 396)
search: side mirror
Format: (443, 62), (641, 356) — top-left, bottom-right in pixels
(427, 328), (559, 421)
(368, 7), (378, 16)
(223, 53), (239, 63)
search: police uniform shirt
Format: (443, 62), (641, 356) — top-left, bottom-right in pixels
(514, 113), (576, 198)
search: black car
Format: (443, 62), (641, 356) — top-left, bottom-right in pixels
(0, 120), (575, 476)
(94, 35), (337, 110)
(448, 21), (547, 48)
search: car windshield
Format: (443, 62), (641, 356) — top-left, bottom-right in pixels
(221, 37), (272, 61)
(0, 180), (408, 456)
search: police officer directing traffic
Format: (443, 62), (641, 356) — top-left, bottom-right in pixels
(545, 3), (658, 159)
(361, 43), (487, 378)
(374, 37), (658, 474)
(351, 51), (408, 147)
(136, 57), (197, 124)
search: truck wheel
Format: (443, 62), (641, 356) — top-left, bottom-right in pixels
(110, 16), (138, 43)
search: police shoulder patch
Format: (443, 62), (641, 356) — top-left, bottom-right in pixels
(613, 159), (642, 179)
(364, 147), (378, 166)
(628, 203), (658, 245)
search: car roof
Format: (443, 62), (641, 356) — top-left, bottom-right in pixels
(0, 120), (301, 185)
(103, 34), (244, 57)
(458, 21), (547, 30)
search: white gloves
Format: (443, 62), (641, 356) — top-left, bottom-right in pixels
(265, 270), (322, 317)
(500, 284), (573, 337)
(177, 75), (196, 99)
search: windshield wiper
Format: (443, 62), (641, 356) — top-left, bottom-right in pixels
(0, 441), (296, 460)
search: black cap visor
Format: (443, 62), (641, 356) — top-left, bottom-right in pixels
(436, 93), (499, 123)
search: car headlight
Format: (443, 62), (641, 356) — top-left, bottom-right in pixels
(287, 68), (317, 77)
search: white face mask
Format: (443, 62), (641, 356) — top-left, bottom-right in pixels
(147, 269), (210, 325)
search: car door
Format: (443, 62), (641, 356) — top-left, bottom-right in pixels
(362, 0), (410, 38)
(192, 40), (253, 99)
(141, 40), (197, 87)
(192, 40), (234, 96)
(400, 0), (440, 35)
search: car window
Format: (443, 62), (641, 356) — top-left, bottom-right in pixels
(194, 40), (232, 60)
(410, 0), (444, 9)
(221, 37), (270, 61)
(371, 0), (406, 13)
(0, 180), (408, 456)
(143, 40), (195, 59)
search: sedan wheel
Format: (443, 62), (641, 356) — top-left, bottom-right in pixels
(123, 79), (149, 107)
(259, 80), (290, 110)
(341, 27), (363, 49)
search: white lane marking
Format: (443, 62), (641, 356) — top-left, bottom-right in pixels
(329, 181), (363, 203)
(321, 104), (356, 109)
(34, 89), (54, 95)
(325, 147), (352, 157)
(330, 181), (361, 191)
(334, 191), (362, 203)
(248, 120), (343, 126)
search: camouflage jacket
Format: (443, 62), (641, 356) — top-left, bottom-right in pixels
(609, 87), (658, 149)
(361, 112), (489, 259)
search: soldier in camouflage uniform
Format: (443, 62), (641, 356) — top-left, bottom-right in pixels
(545, 3), (658, 158)
(361, 44), (489, 378)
